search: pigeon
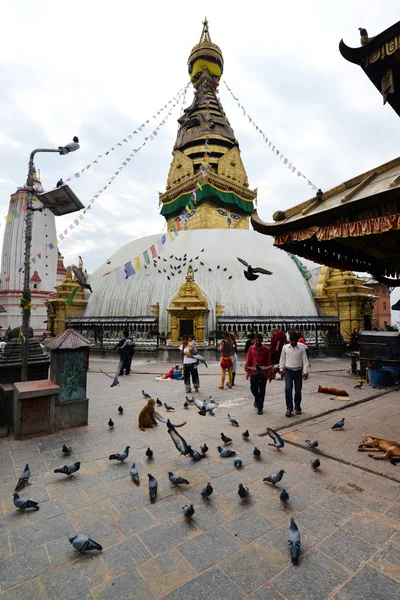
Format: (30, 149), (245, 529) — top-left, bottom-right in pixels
(305, 440), (319, 451)
(237, 257), (273, 281)
(118, 405), (123, 414)
(217, 265), (220, 269)
(263, 469), (285, 486)
(200, 443), (208, 455)
(331, 418), (345, 430)
(201, 482), (213, 503)
(217, 446), (236, 458)
(142, 390), (151, 398)
(156, 398), (162, 406)
(208, 268), (212, 272)
(200, 262), (204, 266)
(62, 445), (73, 455)
(185, 396), (195, 404)
(109, 447), (130, 463)
(184, 401), (189, 409)
(56, 178), (64, 188)
(223, 268), (227, 271)
(242, 430), (250, 440)
(288, 517), (301, 565)
(221, 433), (232, 445)
(234, 454), (243, 469)
(188, 447), (205, 461)
(358, 27), (368, 38)
(168, 472), (190, 486)
(54, 462), (81, 477)
(164, 403), (175, 411)
(69, 533), (102, 552)
(354, 382), (363, 389)
(168, 427), (191, 457)
(227, 414), (239, 427)
(183, 504), (195, 519)
(253, 447), (261, 459)
(201, 248), (204, 252)
(15, 464), (31, 492)
(145, 447), (154, 460)
(59, 136), (80, 155)
(280, 488), (289, 510)
(228, 276), (232, 280)
(266, 427), (285, 450)
(130, 463), (140, 484)
(13, 492), (39, 511)
(311, 459), (321, 469)
(148, 474), (158, 502)
(209, 395), (215, 403)
(238, 483), (249, 504)
(71, 265), (93, 293)
(108, 418), (114, 430)
(167, 276), (170, 280)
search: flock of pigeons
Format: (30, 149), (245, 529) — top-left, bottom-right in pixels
(12, 389), (346, 566)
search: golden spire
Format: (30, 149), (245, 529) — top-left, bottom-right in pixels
(199, 17), (211, 43)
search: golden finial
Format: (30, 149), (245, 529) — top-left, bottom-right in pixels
(200, 17), (211, 43)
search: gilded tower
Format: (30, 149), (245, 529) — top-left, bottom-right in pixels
(159, 19), (257, 231)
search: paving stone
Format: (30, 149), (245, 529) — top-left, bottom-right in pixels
(344, 510), (398, 547)
(333, 564), (400, 599)
(189, 502), (228, 531)
(71, 593), (94, 600)
(0, 533), (10, 559)
(178, 525), (242, 572)
(109, 489), (148, 514)
(318, 528), (377, 571)
(0, 579), (45, 600)
(369, 541), (400, 583)
(69, 499), (120, 529)
(98, 465), (132, 483)
(10, 513), (73, 553)
(203, 458), (236, 478)
(220, 539), (289, 593)
(273, 549), (350, 600)
(146, 493), (191, 522)
(0, 545), (50, 590)
(101, 535), (151, 576)
(246, 583), (284, 599)
(386, 502), (400, 522)
(84, 477), (133, 502)
(264, 521), (319, 557)
(318, 492), (362, 519)
(224, 509), (275, 542)
(138, 517), (201, 555)
(160, 566), (244, 600)
(295, 504), (347, 540)
(139, 548), (197, 597)
(117, 507), (158, 537)
(91, 568), (154, 600)
(42, 554), (107, 600)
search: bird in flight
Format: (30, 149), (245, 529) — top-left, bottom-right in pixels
(237, 257), (273, 281)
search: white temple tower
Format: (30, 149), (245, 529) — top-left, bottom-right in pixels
(0, 172), (58, 336)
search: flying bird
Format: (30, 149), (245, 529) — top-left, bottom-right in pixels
(108, 418), (114, 430)
(62, 444), (73, 456)
(201, 482), (213, 503)
(15, 464), (31, 492)
(223, 268), (227, 272)
(238, 483), (249, 504)
(71, 265), (93, 293)
(200, 262), (204, 266)
(228, 276), (232, 280)
(228, 414), (239, 427)
(130, 463), (140, 485)
(148, 474), (158, 503)
(145, 447), (154, 460)
(237, 257), (273, 281)
(13, 492), (39, 511)
(54, 462), (81, 477)
(266, 427), (285, 450)
(109, 447), (130, 463)
(311, 458), (321, 469)
(69, 533), (102, 553)
(168, 472), (190, 486)
(288, 517), (301, 565)
(217, 265), (220, 269)
(280, 488), (289, 510)
(263, 469), (285, 486)
(183, 504), (195, 519)
(167, 427), (191, 457)
(56, 178), (64, 188)
(59, 136), (80, 155)
(331, 418), (345, 430)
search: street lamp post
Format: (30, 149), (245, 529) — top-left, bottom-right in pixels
(20, 139), (80, 382)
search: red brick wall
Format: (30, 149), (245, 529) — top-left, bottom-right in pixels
(365, 283), (391, 329)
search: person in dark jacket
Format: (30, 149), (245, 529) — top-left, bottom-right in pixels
(115, 330), (135, 376)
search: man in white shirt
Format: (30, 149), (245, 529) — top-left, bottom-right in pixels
(179, 339), (199, 393)
(279, 331), (309, 417)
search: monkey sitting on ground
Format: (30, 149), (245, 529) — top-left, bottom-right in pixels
(138, 398), (158, 431)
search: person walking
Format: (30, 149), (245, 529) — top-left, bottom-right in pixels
(115, 330), (135, 376)
(230, 331), (238, 386)
(244, 333), (271, 415)
(245, 333), (255, 354)
(179, 337), (199, 393)
(270, 327), (286, 364)
(219, 331), (234, 389)
(280, 331), (309, 417)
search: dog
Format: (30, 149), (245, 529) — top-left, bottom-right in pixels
(358, 434), (400, 463)
(318, 385), (349, 397)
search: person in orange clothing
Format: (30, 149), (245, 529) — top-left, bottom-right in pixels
(270, 327), (286, 365)
(244, 333), (271, 415)
(219, 331), (234, 389)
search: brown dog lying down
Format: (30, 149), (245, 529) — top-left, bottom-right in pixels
(318, 385), (349, 397)
(358, 434), (400, 464)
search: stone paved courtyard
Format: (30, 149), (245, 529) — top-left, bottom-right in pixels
(1, 356), (400, 599)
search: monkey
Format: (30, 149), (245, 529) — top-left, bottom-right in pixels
(138, 398), (158, 431)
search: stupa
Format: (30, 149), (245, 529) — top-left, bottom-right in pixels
(83, 20), (319, 345)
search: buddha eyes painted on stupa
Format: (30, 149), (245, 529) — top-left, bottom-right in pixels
(216, 207), (241, 222)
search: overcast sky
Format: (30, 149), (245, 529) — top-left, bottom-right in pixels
(0, 1), (399, 317)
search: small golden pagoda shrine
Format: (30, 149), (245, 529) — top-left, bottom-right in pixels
(167, 265), (208, 345)
(159, 18), (256, 232)
(45, 266), (87, 337)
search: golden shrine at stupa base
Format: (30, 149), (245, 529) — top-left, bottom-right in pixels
(167, 265), (208, 345)
(45, 267), (87, 337)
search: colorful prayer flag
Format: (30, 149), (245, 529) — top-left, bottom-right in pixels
(66, 286), (79, 306)
(143, 251), (150, 265)
(135, 256), (141, 271)
(124, 262), (135, 278)
(150, 245), (157, 258)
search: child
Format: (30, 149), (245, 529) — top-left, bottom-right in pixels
(163, 364), (184, 380)
(188, 335), (208, 368)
